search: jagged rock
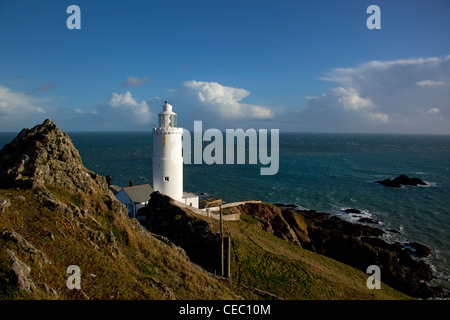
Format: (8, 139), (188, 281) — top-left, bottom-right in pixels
(148, 277), (176, 300)
(233, 202), (445, 299)
(151, 233), (188, 259)
(404, 241), (432, 258)
(233, 203), (301, 247)
(295, 209), (444, 298)
(376, 174), (427, 188)
(14, 195), (26, 201)
(5, 249), (36, 292)
(1, 229), (51, 268)
(0, 198), (11, 212)
(107, 230), (121, 257)
(137, 191), (220, 273)
(343, 208), (361, 214)
(0, 119), (245, 300)
(357, 217), (380, 224)
(42, 283), (59, 299)
(0, 119), (109, 194)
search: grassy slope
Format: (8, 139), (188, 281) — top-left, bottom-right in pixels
(0, 185), (411, 300)
(192, 211), (412, 300)
(0, 187), (249, 300)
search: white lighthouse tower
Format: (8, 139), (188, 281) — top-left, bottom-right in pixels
(152, 101), (184, 202)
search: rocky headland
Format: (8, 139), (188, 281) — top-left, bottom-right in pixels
(225, 203), (447, 299)
(0, 119), (447, 300)
(0, 119), (249, 300)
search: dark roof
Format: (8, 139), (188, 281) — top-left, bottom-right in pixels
(109, 184), (122, 195)
(122, 184), (153, 203)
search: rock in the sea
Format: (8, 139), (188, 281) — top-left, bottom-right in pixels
(376, 174), (427, 188)
(404, 241), (432, 258)
(343, 208), (361, 214)
(357, 217), (380, 224)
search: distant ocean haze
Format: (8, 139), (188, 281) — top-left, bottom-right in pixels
(1, 131), (449, 290)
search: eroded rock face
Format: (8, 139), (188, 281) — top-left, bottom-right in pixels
(0, 119), (108, 194)
(232, 202), (447, 299)
(137, 192), (220, 273)
(233, 203), (301, 247)
(5, 249), (36, 293)
(1, 229), (51, 268)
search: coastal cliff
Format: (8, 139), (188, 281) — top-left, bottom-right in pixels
(0, 119), (443, 300)
(224, 203), (447, 299)
(0, 119), (249, 299)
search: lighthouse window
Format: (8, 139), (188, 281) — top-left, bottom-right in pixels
(164, 176), (170, 182)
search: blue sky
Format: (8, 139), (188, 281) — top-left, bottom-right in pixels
(0, 0), (449, 133)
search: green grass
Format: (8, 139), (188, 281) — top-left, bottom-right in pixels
(0, 186), (412, 300)
(0, 187), (250, 300)
(200, 212), (412, 300)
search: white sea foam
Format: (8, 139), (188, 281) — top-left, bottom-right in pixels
(418, 181), (437, 187)
(337, 207), (381, 225)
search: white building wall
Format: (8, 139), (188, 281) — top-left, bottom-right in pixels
(115, 189), (148, 218)
(116, 189), (134, 216)
(153, 128), (184, 202)
(183, 196), (199, 208)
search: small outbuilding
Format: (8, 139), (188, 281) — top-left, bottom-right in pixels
(115, 184), (153, 218)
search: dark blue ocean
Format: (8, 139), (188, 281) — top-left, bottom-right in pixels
(1, 132), (449, 290)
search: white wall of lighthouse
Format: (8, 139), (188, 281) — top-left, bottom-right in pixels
(152, 102), (184, 202)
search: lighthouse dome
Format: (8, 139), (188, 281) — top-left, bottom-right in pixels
(162, 101), (175, 114)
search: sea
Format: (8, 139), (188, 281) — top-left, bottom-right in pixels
(1, 131), (449, 290)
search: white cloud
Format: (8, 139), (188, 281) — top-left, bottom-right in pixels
(175, 80), (273, 120)
(334, 87), (373, 111)
(297, 55), (450, 133)
(427, 107), (440, 114)
(122, 76), (150, 87)
(416, 79), (445, 87)
(74, 108), (98, 115)
(368, 112), (389, 123)
(109, 91), (151, 124)
(0, 86), (47, 130)
(0, 85), (45, 115)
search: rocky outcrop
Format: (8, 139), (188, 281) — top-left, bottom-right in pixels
(0, 119), (249, 300)
(0, 198), (11, 212)
(296, 212), (438, 299)
(376, 174), (427, 188)
(230, 203), (301, 247)
(232, 202), (447, 299)
(1, 229), (51, 268)
(0, 119), (109, 194)
(5, 249), (36, 293)
(137, 191), (221, 273)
